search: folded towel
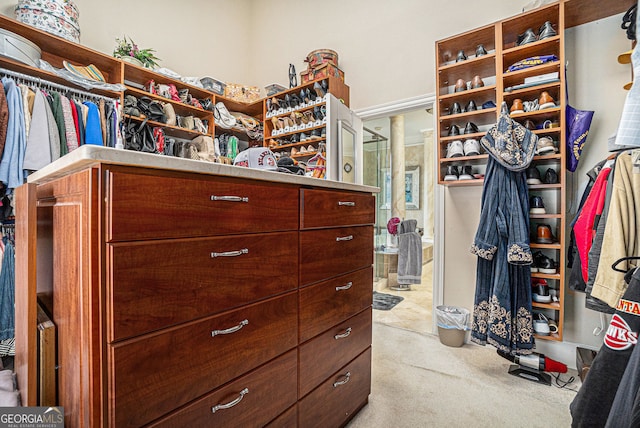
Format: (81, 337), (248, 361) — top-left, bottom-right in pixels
(397, 220), (422, 284)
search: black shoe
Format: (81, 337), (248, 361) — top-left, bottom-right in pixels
(464, 122), (479, 134)
(450, 102), (462, 115)
(444, 165), (459, 181)
(456, 50), (467, 62)
(538, 21), (557, 40)
(290, 94), (302, 108)
(448, 124), (461, 136)
(543, 168), (558, 184)
(482, 100), (496, 109)
(530, 196), (546, 214)
(290, 133), (300, 143)
(534, 251), (557, 274)
(517, 28), (537, 46)
(476, 44), (488, 57)
(459, 165), (474, 180)
(466, 100), (477, 112)
(526, 165), (541, 185)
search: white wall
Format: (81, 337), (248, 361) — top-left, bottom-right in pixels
(0, 0), (254, 83)
(248, 0), (525, 110)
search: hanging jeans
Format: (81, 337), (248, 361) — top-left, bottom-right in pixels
(470, 157), (534, 355)
(0, 241), (14, 341)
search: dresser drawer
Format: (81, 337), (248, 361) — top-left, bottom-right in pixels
(149, 350), (297, 428)
(300, 226), (373, 286)
(299, 308), (371, 398)
(299, 267), (372, 342)
(110, 292), (298, 428)
(301, 189), (375, 229)
(108, 232), (298, 341)
(266, 405), (297, 428)
(299, 347), (372, 428)
(106, 169), (299, 241)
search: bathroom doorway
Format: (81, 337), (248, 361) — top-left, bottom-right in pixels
(362, 107), (435, 335)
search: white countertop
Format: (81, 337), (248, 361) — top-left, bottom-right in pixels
(27, 145), (380, 193)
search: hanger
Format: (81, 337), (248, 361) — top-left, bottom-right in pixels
(612, 256), (640, 273)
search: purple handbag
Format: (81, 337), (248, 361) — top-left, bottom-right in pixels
(566, 75), (595, 172)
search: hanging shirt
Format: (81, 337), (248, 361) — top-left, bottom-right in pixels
(99, 98), (107, 145)
(0, 82), (8, 159)
(49, 92), (67, 157)
(0, 78), (26, 191)
(23, 90), (52, 171)
(83, 101), (104, 146)
(60, 95), (78, 152)
(43, 92), (61, 162)
(18, 84), (33, 138)
(69, 99), (81, 145)
(73, 100), (84, 146)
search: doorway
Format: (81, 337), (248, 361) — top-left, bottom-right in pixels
(361, 107), (435, 335)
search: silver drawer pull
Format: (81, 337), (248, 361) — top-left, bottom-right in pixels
(335, 282), (353, 291)
(336, 235), (354, 242)
(211, 195), (249, 203)
(211, 248), (249, 258)
(334, 327), (352, 340)
(211, 319), (249, 337)
(211, 388), (249, 413)
(333, 372), (351, 388)
(338, 201), (356, 206)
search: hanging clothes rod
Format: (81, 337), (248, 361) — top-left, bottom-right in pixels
(0, 67), (118, 103)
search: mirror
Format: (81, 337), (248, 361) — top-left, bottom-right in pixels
(338, 119), (356, 183)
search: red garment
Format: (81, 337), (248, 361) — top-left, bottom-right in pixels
(574, 167), (611, 282)
(69, 100), (81, 145)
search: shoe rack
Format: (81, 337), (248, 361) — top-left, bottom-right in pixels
(436, 2), (567, 341)
(262, 76), (349, 165)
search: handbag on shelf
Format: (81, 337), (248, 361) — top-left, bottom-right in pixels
(123, 118), (157, 153)
(137, 96), (166, 123)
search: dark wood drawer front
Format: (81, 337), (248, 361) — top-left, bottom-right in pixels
(149, 350), (297, 428)
(299, 308), (372, 398)
(106, 170), (299, 241)
(299, 347), (372, 428)
(301, 189), (375, 229)
(266, 405), (297, 428)
(300, 226), (373, 286)
(110, 293), (298, 428)
(108, 232), (298, 341)
(299, 267), (373, 342)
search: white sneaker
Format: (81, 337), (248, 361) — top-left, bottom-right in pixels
(536, 136), (557, 155)
(446, 140), (464, 158)
(463, 139), (480, 156)
(533, 313), (550, 336)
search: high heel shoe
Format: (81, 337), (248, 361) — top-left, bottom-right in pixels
(308, 87), (317, 101)
(290, 93), (301, 109)
(314, 81), (326, 97)
(272, 97), (282, 112)
(266, 98), (273, 115)
(302, 110), (313, 124)
(300, 89), (309, 104)
(284, 94), (292, 110)
(271, 117), (281, 134)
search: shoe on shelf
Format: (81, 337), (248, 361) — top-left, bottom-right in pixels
(523, 119), (536, 130)
(476, 44), (488, 57)
(543, 168), (558, 184)
(444, 165), (459, 181)
(448, 124), (461, 136)
(510, 98), (524, 114)
(538, 91), (556, 110)
(538, 21), (557, 40)
(517, 28), (537, 46)
(526, 165), (541, 184)
(471, 75), (485, 89)
(455, 78), (467, 92)
(532, 280), (552, 304)
(549, 288), (560, 303)
(456, 49), (467, 62)
(523, 99), (539, 112)
(459, 165), (474, 180)
(537, 137), (557, 155)
(533, 312), (551, 335)
(464, 122), (479, 134)
(446, 140), (464, 158)
(534, 251), (557, 274)
(535, 224), (554, 244)
(482, 100), (496, 109)
(530, 196), (546, 214)
(463, 138), (480, 156)
(450, 102), (462, 115)
(466, 100), (477, 112)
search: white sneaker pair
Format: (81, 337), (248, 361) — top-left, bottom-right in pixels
(446, 139), (480, 158)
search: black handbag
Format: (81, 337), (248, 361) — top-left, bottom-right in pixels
(124, 118), (157, 153)
(137, 96), (166, 123)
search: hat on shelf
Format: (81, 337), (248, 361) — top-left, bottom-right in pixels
(480, 102), (538, 171)
(63, 61), (105, 82)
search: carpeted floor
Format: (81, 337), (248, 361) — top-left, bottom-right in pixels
(346, 322), (579, 427)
